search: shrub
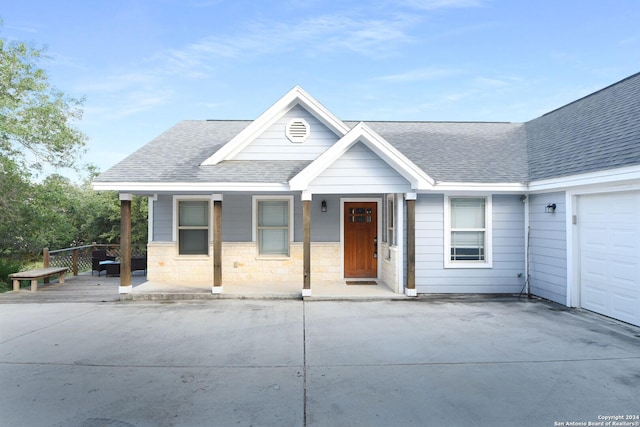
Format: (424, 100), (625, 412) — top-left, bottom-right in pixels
(0, 257), (23, 293)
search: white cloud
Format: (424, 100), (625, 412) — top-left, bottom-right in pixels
(373, 67), (461, 82)
(156, 12), (418, 74)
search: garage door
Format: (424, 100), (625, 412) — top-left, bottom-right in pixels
(579, 192), (640, 326)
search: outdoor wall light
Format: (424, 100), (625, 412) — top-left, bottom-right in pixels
(321, 200), (327, 212)
(545, 203), (557, 213)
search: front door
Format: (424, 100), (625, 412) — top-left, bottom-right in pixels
(344, 202), (378, 278)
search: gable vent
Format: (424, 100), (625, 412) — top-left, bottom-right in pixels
(286, 118), (310, 143)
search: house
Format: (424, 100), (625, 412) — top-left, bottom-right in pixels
(93, 72), (640, 327)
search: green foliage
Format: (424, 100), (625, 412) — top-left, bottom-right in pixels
(0, 24), (147, 280)
(0, 257), (22, 292)
(0, 29), (86, 172)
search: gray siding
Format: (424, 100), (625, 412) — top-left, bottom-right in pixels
(234, 104), (339, 161)
(415, 194), (526, 293)
(152, 192), (348, 244)
(152, 194), (173, 242)
(309, 142), (412, 194)
(528, 192), (567, 304)
(221, 194), (253, 242)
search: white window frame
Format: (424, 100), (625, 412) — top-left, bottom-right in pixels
(444, 195), (493, 269)
(172, 195), (213, 257)
(252, 195), (294, 258)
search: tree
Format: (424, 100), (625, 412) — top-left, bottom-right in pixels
(0, 24), (86, 172)
(0, 22), (87, 259)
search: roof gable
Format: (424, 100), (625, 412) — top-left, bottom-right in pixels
(201, 86), (350, 165)
(290, 122), (434, 191)
(232, 104), (341, 161)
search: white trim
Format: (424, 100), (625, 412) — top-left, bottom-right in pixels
(564, 183), (640, 309)
(404, 288), (417, 297)
(202, 86), (350, 165)
(340, 197), (383, 280)
(567, 192), (577, 308)
(148, 196), (155, 243)
(172, 195), (215, 256)
(93, 181), (290, 193)
(252, 195), (295, 255)
(211, 286), (223, 294)
(119, 193), (133, 201)
(290, 122), (434, 191)
(119, 285), (133, 294)
(443, 194), (493, 269)
(396, 194), (405, 294)
(432, 182), (528, 192)
(301, 190), (313, 201)
(529, 164), (640, 192)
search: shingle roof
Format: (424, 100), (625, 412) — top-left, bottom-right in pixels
(94, 120), (312, 183)
(364, 121), (528, 183)
(95, 72), (640, 187)
(527, 72), (640, 181)
(95, 119), (529, 185)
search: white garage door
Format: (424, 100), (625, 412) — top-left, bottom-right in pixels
(579, 191), (640, 326)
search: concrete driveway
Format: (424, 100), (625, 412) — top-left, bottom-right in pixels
(1, 297), (639, 427)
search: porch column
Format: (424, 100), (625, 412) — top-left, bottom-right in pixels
(302, 191), (312, 297)
(405, 193), (417, 297)
(119, 193), (132, 294)
(212, 195), (223, 294)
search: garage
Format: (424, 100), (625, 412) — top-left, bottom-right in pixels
(578, 191), (640, 326)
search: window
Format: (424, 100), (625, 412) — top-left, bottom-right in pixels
(177, 200), (209, 255)
(254, 197), (292, 256)
(445, 196), (492, 267)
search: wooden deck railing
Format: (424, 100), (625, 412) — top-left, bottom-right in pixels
(44, 243), (147, 276)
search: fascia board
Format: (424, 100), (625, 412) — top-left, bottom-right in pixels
(528, 164), (640, 193)
(431, 182), (529, 193)
(294, 87), (351, 135)
(201, 86), (350, 166)
(92, 181), (290, 193)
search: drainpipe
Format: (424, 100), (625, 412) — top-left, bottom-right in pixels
(522, 194), (531, 299)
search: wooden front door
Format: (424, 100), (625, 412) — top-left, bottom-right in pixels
(344, 202), (378, 278)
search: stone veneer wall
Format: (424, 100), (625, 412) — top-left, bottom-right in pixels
(147, 242), (342, 284)
(147, 242), (213, 284)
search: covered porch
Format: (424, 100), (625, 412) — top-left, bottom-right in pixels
(116, 191), (418, 298)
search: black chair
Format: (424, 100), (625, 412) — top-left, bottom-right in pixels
(131, 256), (147, 275)
(91, 250), (116, 276)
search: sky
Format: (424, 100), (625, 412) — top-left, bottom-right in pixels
(2, 0), (640, 181)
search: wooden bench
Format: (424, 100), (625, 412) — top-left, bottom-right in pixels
(9, 267), (68, 291)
